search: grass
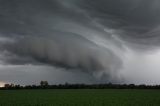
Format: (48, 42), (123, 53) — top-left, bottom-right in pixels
(0, 89), (160, 106)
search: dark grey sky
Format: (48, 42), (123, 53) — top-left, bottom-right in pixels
(0, 0), (160, 85)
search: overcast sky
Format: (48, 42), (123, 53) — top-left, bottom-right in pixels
(0, 0), (160, 85)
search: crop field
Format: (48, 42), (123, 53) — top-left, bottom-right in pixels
(0, 89), (160, 106)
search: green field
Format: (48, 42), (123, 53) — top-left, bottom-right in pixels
(0, 89), (160, 106)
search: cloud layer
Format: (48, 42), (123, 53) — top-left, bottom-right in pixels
(0, 0), (160, 84)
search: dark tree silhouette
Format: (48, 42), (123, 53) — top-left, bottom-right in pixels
(40, 81), (49, 88)
(1, 81), (160, 90)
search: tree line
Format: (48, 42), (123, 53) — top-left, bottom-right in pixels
(1, 81), (160, 90)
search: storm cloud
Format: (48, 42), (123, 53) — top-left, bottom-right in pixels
(0, 0), (160, 84)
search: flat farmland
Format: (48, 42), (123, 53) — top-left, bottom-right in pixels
(0, 89), (160, 106)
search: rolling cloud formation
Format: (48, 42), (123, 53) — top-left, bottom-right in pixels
(0, 0), (160, 84)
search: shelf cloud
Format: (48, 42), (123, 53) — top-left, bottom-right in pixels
(0, 0), (160, 84)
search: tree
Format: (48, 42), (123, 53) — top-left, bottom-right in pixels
(40, 81), (49, 87)
(4, 83), (14, 89)
(4, 84), (10, 88)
